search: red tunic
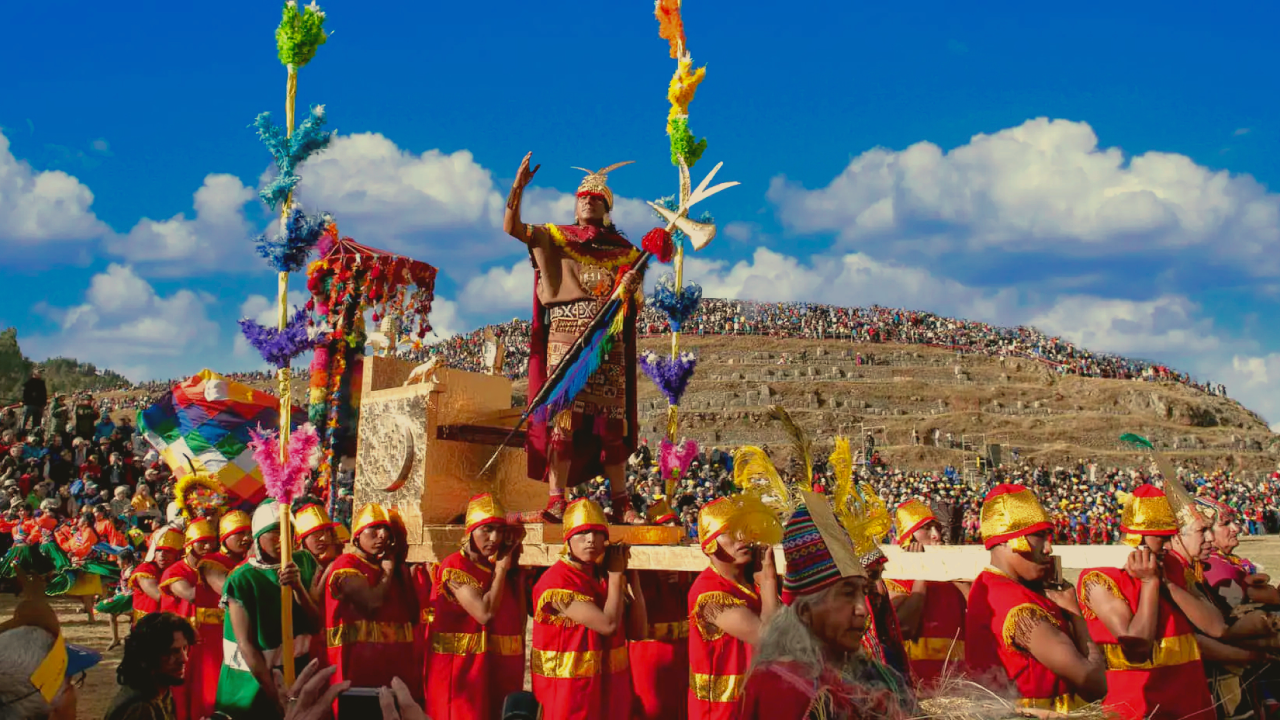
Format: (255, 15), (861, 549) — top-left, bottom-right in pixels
(885, 578), (966, 687)
(1077, 564), (1213, 720)
(323, 553), (417, 691)
(531, 558), (631, 720)
(965, 568), (1087, 713)
(160, 554), (230, 720)
(129, 560), (161, 621)
(688, 567), (762, 720)
(426, 551), (526, 720)
(631, 572), (693, 720)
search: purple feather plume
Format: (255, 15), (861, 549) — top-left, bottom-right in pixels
(239, 306), (313, 368)
(639, 351), (698, 405)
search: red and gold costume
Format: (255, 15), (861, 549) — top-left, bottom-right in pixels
(130, 528), (183, 622)
(1076, 485), (1212, 720)
(159, 520), (231, 720)
(886, 500), (966, 686)
(218, 510), (251, 566)
(689, 497), (766, 720)
(323, 503), (417, 693)
(631, 570), (693, 720)
(425, 494), (525, 720)
(966, 484), (1087, 713)
(531, 499), (631, 720)
(522, 165), (644, 489)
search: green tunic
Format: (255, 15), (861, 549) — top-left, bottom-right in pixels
(213, 550), (320, 719)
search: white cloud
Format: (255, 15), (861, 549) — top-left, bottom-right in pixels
(0, 130), (108, 247)
(460, 260), (535, 314)
(768, 117), (1280, 274)
(22, 264), (219, 381)
(1024, 295), (1223, 357)
(106, 173), (257, 276)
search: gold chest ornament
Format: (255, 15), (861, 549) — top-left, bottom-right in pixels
(578, 265), (614, 298)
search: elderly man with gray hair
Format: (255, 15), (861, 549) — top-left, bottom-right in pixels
(738, 495), (915, 720)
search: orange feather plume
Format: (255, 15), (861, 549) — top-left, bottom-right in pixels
(655, 0), (686, 59)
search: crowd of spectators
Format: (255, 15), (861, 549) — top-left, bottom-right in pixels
(410, 300), (1229, 396)
(569, 440), (1280, 546)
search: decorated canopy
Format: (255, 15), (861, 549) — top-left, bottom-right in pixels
(137, 369), (303, 504)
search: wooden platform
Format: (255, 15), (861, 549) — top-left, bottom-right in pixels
(405, 523), (1133, 579)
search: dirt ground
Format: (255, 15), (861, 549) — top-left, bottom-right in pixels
(12, 534), (1280, 719)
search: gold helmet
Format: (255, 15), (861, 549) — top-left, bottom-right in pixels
(465, 493), (508, 535)
(184, 519), (217, 548)
(563, 498), (608, 540)
(351, 503), (392, 540)
(572, 161), (634, 211)
(294, 504), (350, 544)
(893, 500), (937, 548)
(218, 510), (251, 543)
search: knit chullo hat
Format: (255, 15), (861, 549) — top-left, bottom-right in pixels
(781, 492), (865, 605)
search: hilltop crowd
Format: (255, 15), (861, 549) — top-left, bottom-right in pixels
(412, 299), (1230, 396)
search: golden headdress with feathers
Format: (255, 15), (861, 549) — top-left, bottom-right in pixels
(732, 446), (796, 520)
(572, 161), (634, 210)
(829, 436), (891, 566)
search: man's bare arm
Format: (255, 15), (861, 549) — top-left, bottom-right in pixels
(504, 152), (540, 241)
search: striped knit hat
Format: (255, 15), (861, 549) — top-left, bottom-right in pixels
(782, 499), (862, 604)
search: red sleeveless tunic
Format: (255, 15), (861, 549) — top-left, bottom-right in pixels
(323, 553), (417, 691)
(631, 571), (693, 720)
(160, 553), (230, 720)
(426, 551), (526, 720)
(886, 578), (966, 686)
(1077, 564), (1212, 720)
(129, 560), (161, 622)
(966, 568), (1087, 713)
(688, 567), (762, 720)
(531, 557), (631, 720)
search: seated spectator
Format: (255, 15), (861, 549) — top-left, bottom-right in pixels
(105, 612), (195, 720)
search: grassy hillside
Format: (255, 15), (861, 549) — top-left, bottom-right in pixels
(0, 328), (130, 404)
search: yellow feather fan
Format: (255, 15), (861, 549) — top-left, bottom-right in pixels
(768, 405), (812, 484)
(829, 435), (891, 563)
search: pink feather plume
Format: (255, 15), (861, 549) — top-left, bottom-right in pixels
(659, 438), (699, 481)
(250, 424), (320, 505)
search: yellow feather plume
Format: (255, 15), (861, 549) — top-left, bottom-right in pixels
(829, 436), (854, 506)
(732, 446), (794, 520)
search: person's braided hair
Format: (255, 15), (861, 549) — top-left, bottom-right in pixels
(117, 612), (195, 688)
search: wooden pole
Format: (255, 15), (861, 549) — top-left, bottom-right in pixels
(278, 62), (298, 688)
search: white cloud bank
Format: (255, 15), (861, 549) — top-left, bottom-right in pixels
(769, 118), (1280, 274)
(0, 131), (108, 248)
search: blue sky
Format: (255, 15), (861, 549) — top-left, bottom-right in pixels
(2, 1), (1279, 425)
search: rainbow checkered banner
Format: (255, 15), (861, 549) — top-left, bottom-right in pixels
(137, 369), (303, 504)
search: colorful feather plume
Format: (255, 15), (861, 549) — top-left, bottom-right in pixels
(829, 436), (855, 501)
(659, 438), (699, 482)
(250, 423), (320, 505)
(654, 0), (686, 58)
(733, 446), (795, 521)
(255, 104), (333, 210)
(769, 405), (813, 484)
(256, 207), (328, 272)
(276, 0), (328, 68)
(639, 351), (697, 405)
(532, 298), (630, 423)
(650, 273), (703, 332)
(239, 306), (313, 368)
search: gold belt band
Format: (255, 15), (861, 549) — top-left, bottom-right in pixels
(326, 620), (415, 648)
(640, 621), (690, 643)
(531, 646), (629, 679)
(1017, 695), (1089, 713)
(194, 608), (224, 626)
(905, 637), (965, 662)
(1101, 633), (1201, 671)
(690, 671), (745, 703)
(431, 631), (523, 657)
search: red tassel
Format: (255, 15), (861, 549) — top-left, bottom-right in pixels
(643, 227), (675, 263)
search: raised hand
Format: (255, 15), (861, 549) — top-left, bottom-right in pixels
(514, 152), (540, 192)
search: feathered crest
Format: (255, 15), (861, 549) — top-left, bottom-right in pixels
(639, 351), (697, 405)
(732, 446), (795, 521)
(174, 468), (226, 521)
(659, 438), (698, 489)
(1119, 432), (1204, 527)
(768, 405), (812, 484)
(254, 104), (333, 210)
(239, 306), (314, 368)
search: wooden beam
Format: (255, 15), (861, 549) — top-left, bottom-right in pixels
(435, 423), (527, 447)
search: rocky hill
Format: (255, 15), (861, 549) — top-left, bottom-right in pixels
(611, 336), (1277, 472)
(0, 328), (131, 404)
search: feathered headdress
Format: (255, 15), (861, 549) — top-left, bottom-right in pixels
(732, 446), (796, 521)
(572, 161), (634, 210)
(174, 459), (227, 521)
(768, 405), (813, 484)
(1119, 432), (1205, 527)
